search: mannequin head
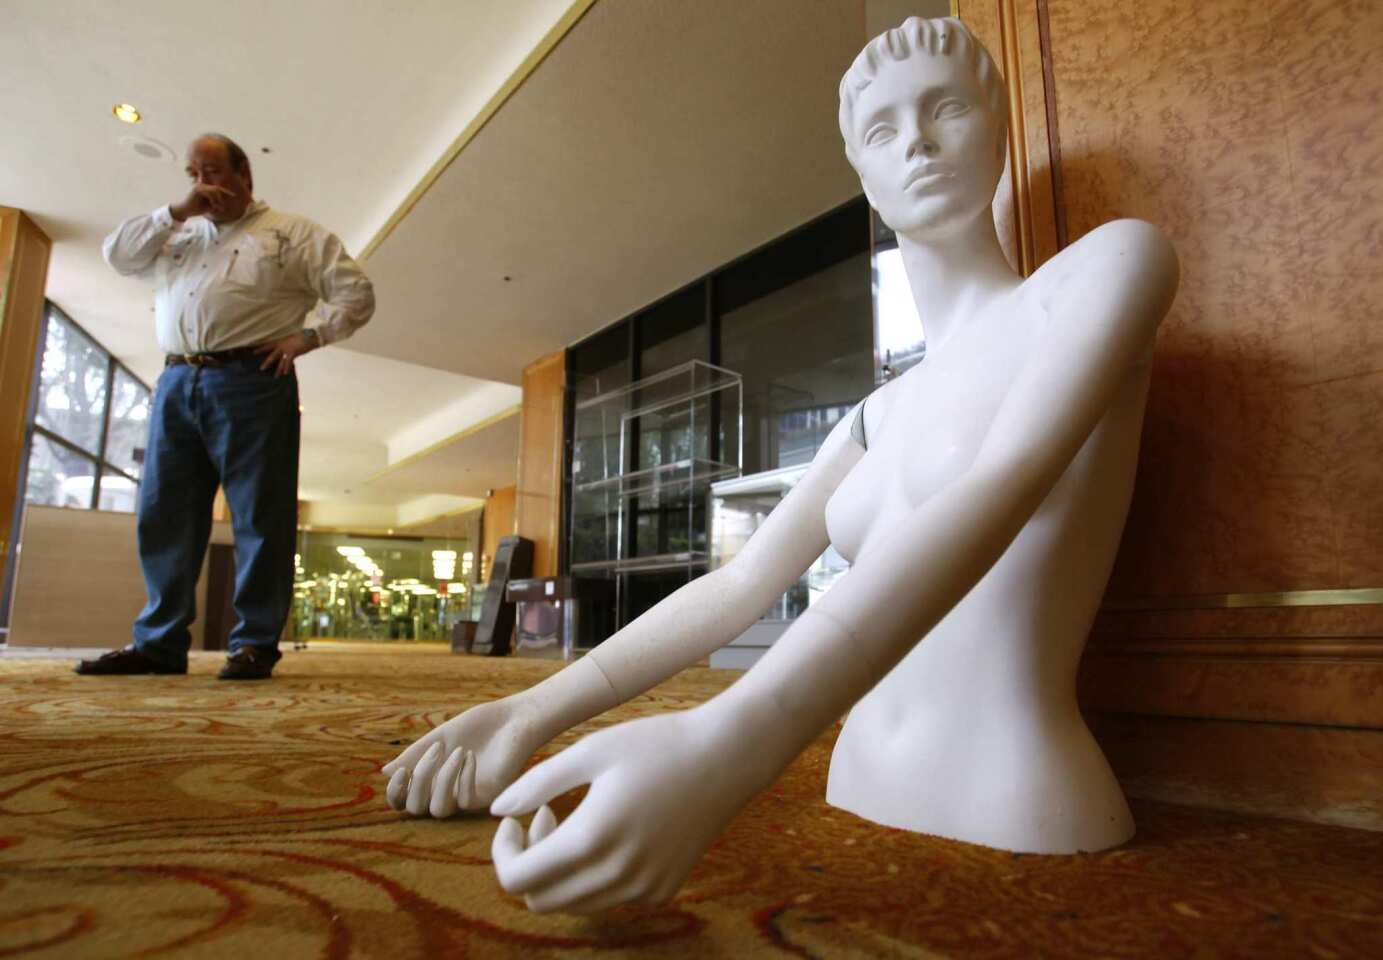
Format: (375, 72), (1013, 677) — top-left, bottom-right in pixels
(839, 17), (1008, 239)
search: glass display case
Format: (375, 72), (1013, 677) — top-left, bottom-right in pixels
(569, 359), (743, 630)
(707, 464), (851, 668)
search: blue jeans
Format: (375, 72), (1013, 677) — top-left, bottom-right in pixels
(132, 358), (300, 669)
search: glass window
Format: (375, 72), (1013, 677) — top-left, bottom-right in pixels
(34, 309), (110, 456)
(637, 285), (706, 379)
(569, 322), (630, 401)
(24, 434), (98, 509)
(104, 367), (151, 478)
(98, 468), (138, 513)
(719, 252), (875, 475)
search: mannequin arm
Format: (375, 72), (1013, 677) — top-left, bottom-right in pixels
(582, 416), (863, 701)
(488, 219), (1178, 911)
(383, 407), (864, 813)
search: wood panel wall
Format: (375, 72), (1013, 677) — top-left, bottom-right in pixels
(515, 350), (565, 578)
(958, 0), (1383, 828)
(481, 485), (516, 582)
(0, 208), (51, 594)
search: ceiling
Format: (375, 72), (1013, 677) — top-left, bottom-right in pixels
(2, 0), (945, 531)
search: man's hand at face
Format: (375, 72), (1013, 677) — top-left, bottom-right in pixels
(256, 331), (317, 377)
(170, 184), (237, 222)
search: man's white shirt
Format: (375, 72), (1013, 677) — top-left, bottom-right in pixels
(102, 201), (375, 355)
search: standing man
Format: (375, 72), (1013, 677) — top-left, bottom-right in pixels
(78, 134), (375, 680)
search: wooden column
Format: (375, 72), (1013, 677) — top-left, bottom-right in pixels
(0, 208), (52, 591)
(515, 350), (565, 578)
(481, 485), (516, 582)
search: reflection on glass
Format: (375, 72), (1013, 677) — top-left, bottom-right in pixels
(873, 245), (926, 381)
(24, 434), (98, 509)
(720, 252), (874, 475)
(105, 367), (151, 477)
(98, 468), (138, 513)
(709, 465), (850, 621)
(291, 524), (482, 642)
(35, 310), (110, 455)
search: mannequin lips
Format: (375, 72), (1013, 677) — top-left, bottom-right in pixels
(903, 165), (953, 193)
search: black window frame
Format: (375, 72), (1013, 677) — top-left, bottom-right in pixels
(25, 300), (151, 511)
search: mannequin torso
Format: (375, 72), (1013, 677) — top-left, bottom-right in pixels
(824, 229), (1148, 850)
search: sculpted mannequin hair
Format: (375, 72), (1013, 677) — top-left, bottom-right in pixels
(837, 16), (1008, 164)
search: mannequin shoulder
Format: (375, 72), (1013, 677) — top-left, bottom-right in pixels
(1028, 219), (1179, 336)
(1037, 219), (1178, 301)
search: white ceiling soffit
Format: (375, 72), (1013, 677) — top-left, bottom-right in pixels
(293, 350), (520, 504)
(355, 0), (871, 385)
(362, 406), (521, 503)
(298, 399), (518, 530)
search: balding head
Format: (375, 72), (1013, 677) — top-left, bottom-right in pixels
(184, 134), (254, 223)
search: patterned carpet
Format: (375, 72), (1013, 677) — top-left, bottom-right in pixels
(1, 642), (1380, 959)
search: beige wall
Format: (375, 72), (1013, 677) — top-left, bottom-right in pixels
(8, 505), (233, 650)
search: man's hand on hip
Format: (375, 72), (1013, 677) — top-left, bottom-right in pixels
(256, 332), (316, 377)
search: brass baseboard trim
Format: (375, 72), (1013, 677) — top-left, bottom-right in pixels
(1087, 637), (1383, 661)
(1103, 588), (1383, 612)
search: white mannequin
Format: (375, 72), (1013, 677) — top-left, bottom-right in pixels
(382, 17), (1177, 913)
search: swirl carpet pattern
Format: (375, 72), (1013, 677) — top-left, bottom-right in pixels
(0, 642), (1380, 959)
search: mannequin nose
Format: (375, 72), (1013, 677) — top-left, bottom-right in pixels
(906, 136), (939, 160)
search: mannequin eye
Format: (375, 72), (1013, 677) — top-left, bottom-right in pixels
(935, 99), (969, 119)
(864, 124), (897, 147)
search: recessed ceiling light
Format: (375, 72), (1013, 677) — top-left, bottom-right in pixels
(112, 103), (141, 124)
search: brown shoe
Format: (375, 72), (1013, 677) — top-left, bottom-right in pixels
(75, 647), (186, 676)
(217, 647), (280, 681)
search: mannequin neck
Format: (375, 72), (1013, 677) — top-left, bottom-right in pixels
(898, 211), (1021, 355)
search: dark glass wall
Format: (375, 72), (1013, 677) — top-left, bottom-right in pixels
(563, 196), (874, 627)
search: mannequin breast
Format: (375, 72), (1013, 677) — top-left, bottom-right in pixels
(822, 367), (1150, 852)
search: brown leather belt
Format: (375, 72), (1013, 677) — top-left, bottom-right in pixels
(165, 346), (263, 367)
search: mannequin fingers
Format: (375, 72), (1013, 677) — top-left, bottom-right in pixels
(382, 730), (440, 775)
(428, 747), (465, 819)
(492, 816), (527, 879)
(456, 750), (480, 810)
(528, 804), (557, 844)
(520, 854), (642, 914)
(385, 766), (410, 811)
(541, 879), (645, 915)
(405, 742), (444, 815)
(491, 808), (609, 896)
(490, 743), (594, 817)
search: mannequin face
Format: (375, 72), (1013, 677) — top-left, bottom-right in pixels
(846, 55), (1005, 238)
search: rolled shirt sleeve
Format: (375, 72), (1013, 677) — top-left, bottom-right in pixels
(300, 227), (375, 346)
(102, 205), (177, 276)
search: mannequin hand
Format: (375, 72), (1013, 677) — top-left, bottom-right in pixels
(382, 696), (544, 817)
(489, 706), (767, 913)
